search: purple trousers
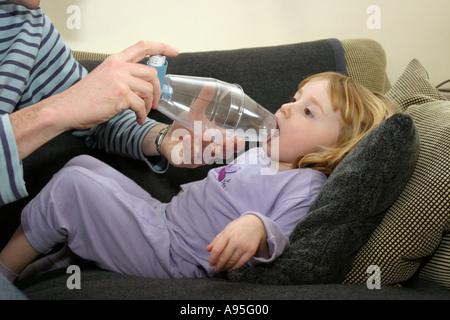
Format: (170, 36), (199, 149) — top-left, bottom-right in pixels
(22, 155), (205, 279)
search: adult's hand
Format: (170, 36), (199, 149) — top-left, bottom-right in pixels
(60, 41), (179, 130)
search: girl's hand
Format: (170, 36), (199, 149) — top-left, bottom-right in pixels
(206, 214), (268, 272)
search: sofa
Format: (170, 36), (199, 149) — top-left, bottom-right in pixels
(1, 38), (449, 301)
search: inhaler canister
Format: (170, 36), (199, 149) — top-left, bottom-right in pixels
(147, 55), (170, 98)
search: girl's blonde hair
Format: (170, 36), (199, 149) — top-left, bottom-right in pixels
(295, 72), (395, 175)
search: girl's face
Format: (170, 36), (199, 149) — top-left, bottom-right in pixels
(264, 79), (344, 169)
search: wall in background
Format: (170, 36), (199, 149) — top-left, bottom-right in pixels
(40, 0), (450, 86)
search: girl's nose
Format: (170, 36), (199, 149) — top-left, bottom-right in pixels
(279, 103), (291, 119)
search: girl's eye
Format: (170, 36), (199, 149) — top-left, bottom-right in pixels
(304, 107), (313, 118)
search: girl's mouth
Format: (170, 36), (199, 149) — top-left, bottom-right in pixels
(267, 116), (279, 142)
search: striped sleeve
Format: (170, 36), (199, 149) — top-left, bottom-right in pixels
(0, 115), (27, 205)
(73, 111), (169, 173)
(0, 4), (86, 206)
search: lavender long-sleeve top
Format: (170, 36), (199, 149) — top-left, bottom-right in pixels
(165, 147), (327, 276)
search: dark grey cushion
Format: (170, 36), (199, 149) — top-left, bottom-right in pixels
(227, 113), (420, 284)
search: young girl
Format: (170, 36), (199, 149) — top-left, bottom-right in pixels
(0, 72), (394, 282)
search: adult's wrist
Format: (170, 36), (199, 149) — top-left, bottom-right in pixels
(155, 123), (172, 156)
(142, 123), (168, 157)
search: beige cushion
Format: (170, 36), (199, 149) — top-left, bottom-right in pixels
(344, 59), (450, 286)
(72, 50), (110, 62)
(419, 233), (450, 289)
(341, 38), (391, 93)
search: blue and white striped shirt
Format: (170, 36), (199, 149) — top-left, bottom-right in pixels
(0, 3), (167, 206)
